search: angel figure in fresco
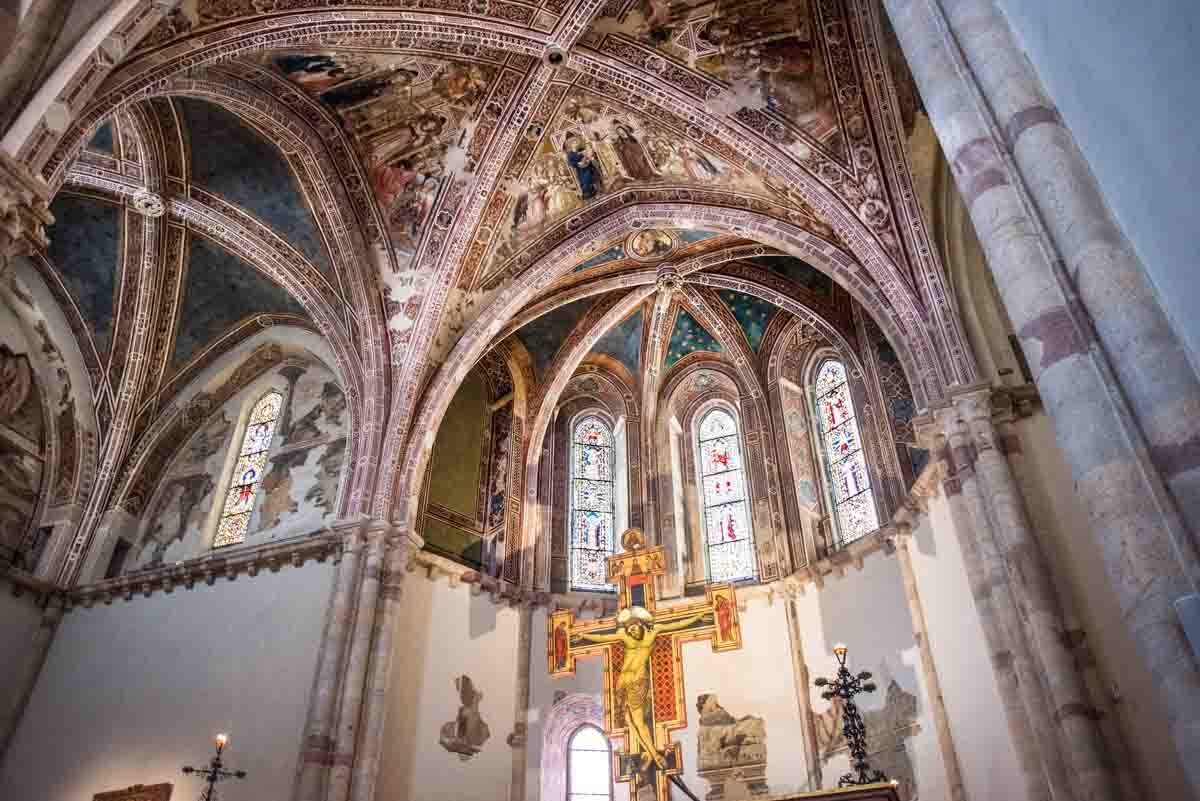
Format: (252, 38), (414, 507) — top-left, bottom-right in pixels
(572, 605), (713, 773)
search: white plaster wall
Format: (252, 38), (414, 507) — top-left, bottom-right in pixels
(792, 552), (948, 800)
(0, 581), (45, 733)
(0, 561), (333, 801)
(908, 496), (1028, 801)
(675, 596), (808, 797)
(997, 0), (1200, 366)
(377, 578), (520, 801)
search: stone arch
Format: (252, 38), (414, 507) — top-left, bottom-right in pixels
(387, 201), (946, 547)
(540, 692), (606, 801)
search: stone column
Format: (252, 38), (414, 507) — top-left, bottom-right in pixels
(934, 454), (1049, 801)
(326, 523), (387, 801)
(0, 601), (61, 762)
(294, 522), (364, 801)
(939, 409), (1069, 801)
(508, 605), (533, 801)
(784, 597), (821, 790)
(351, 532), (414, 801)
(890, 524), (967, 801)
(885, 0), (1200, 789)
(956, 389), (1118, 801)
(0, 0), (70, 136)
(0, 151), (53, 279)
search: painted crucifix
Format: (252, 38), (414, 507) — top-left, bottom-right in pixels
(548, 529), (743, 801)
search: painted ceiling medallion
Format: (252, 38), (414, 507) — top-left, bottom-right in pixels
(625, 229), (677, 262)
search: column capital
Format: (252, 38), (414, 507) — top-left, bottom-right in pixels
(0, 152), (53, 277)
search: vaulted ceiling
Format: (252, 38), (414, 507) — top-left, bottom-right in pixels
(28, 0), (962, 535)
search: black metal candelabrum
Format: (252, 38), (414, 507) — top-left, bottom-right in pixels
(814, 644), (887, 787)
(182, 734), (247, 801)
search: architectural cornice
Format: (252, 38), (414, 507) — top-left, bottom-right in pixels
(0, 152), (54, 276)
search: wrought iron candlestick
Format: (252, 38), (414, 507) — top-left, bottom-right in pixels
(181, 734), (247, 801)
(814, 643), (887, 787)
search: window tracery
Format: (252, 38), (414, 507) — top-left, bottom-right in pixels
(567, 725), (612, 801)
(696, 408), (757, 583)
(814, 360), (878, 547)
(214, 390), (282, 548)
(570, 415), (616, 591)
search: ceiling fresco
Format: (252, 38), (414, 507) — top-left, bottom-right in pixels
(717, 289), (778, 352)
(514, 296), (597, 380)
(263, 50), (499, 268)
(46, 193), (122, 359)
(178, 98), (333, 279)
(482, 89), (779, 280)
(170, 234), (310, 370)
(590, 0), (845, 163)
(664, 308), (723, 368)
(591, 307), (644, 377)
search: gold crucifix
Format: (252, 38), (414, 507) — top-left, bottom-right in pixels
(548, 529), (743, 801)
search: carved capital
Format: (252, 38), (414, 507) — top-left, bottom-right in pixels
(0, 152), (54, 276)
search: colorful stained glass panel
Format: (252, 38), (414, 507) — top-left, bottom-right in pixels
(814, 360), (878, 547)
(704, 502), (749, 546)
(702, 471), (746, 507)
(700, 436), (742, 475)
(215, 390), (283, 549)
(214, 513), (251, 548)
(232, 451), (269, 487)
(570, 416), (617, 591)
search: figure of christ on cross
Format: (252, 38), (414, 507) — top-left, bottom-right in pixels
(572, 605), (714, 773)
(548, 529), (743, 801)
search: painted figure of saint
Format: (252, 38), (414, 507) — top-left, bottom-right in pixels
(554, 622), (569, 670)
(565, 137), (603, 199)
(572, 605), (713, 772)
(614, 123), (658, 180)
(716, 595), (735, 641)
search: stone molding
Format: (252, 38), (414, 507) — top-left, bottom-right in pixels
(0, 151), (53, 275)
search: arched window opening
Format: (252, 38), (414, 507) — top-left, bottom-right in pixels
(570, 415), (616, 591)
(814, 360), (878, 547)
(697, 408), (757, 583)
(567, 725), (612, 801)
(214, 390), (283, 548)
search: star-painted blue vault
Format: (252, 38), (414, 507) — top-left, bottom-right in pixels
(514, 297), (596, 380)
(46, 193), (122, 358)
(745, 254), (833, 296)
(592, 308), (643, 375)
(664, 309), (723, 368)
(171, 233), (309, 369)
(88, 122), (114, 154)
(717, 290), (778, 352)
(177, 97), (333, 280)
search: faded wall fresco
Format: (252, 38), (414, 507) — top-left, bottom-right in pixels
(128, 360), (347, 573)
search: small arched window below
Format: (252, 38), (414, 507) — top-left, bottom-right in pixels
(814, 360), (878, 547)
(696, 408), (757, 583)
(570, 415), (617, 591)
(567, 725), (612, 801)
(214, 390), (283, 548)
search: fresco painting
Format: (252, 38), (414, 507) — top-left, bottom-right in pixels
(487, 91), (768, 273)
(268, 49), (498, 339)
(597, 0), (842, 160)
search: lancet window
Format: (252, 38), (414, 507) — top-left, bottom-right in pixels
(696, 408), (757, 583)
(814, 360), (879, 547)
(570, 415), (616, 591)
(214, 390), (282, 548)
(567, 725), (612, 801)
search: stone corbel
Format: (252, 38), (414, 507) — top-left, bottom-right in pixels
(0, 152), (53, 277)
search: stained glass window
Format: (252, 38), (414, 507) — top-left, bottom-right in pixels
(567, 725), (612, 801)
(697, 408), (757, 583)
(570, 416), (616, 591)
(814, 361), (879, 547)
(214, 390), (282, 548)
